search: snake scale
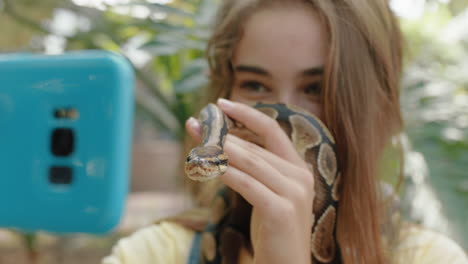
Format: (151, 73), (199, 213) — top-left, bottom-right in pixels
(185, 102), (341, 264)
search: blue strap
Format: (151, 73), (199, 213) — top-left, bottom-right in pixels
(187, 231), (202, 264)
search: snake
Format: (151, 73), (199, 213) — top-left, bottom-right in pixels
(185, 102), (341, 264)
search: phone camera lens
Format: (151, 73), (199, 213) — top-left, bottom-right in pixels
(49, 166), (73, 185)
(51, 128), (75, 156)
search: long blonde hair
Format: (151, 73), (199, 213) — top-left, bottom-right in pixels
(187, 0), (403, 263)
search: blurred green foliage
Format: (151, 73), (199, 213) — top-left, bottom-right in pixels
(0, 0), (467, 251)
(399, 2), (468, 249)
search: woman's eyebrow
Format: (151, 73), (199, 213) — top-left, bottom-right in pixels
(233, 65), (271, 77)
(301, 67), (324, 77)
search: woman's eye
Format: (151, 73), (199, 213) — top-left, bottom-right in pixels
(304, 82), (321, 95)
(240, 81), (269, 93)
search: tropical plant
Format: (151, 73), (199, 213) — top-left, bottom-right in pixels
(398, 1), (468, 249)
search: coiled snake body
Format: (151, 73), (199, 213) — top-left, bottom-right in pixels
(185, 103), (341, 264)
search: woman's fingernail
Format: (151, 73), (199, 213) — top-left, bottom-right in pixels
(217, 98), (234, 109)
(188, 117), (200, 131)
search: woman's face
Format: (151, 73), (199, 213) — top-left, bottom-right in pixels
(230, 5), (328, 119)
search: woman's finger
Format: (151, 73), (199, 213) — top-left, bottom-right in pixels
(185, 116), (202, 143)
(225, 134), (312, 184)
(224, 136), (299, 195)
(217, 99), (304, 166)
(220, 166), (280, 215)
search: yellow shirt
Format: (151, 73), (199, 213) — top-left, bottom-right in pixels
(102, 221), (468, 264)
(393, 225), (468, 264)
(102, 221), (195, 264)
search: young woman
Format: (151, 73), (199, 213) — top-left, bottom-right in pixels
(103, 0), (468, 264)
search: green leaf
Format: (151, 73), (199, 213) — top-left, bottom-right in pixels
(174, 58), (208, 93)
(124, 2), (194, 18)
(126, 20), (190, 33)
(194, 0), (218, 26)
(141, 31), (205, 55)
(141, 39), (182, 55)
(175, 72), (208, 94)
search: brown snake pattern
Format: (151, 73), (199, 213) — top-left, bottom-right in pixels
(185, 102), (341, 264)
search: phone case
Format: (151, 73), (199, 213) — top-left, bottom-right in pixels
(0, 50), (134, 234)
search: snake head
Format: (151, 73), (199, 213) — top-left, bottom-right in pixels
(184, 146), (228, 182)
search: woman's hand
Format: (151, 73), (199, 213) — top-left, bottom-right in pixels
(185, 99), (315, 264)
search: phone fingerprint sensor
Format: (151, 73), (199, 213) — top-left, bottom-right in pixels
(49, 166), (73, 185)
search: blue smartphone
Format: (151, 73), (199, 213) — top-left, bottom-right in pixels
(0, 50), (134, 234)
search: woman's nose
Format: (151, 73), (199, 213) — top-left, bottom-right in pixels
(277, 89), (297, 106)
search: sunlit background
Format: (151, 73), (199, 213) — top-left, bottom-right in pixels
(0, 0), (467, 263)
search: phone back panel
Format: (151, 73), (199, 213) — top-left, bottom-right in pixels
(0, 50), (134, 234)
